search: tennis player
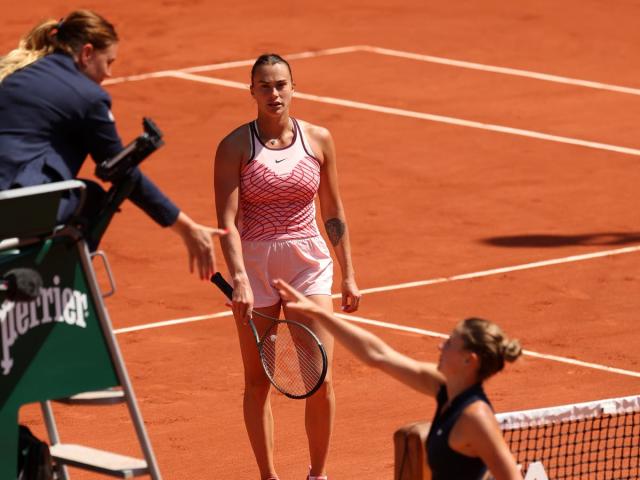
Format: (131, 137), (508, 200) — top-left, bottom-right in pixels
(274, 279), (523, 480)
(214, 53), (360, 480)
(0, 10), (225, 276)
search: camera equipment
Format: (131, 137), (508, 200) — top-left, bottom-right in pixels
(95, 117), (164, 183)
(0, 268), (43, 302)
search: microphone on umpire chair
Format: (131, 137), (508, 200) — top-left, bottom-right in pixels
(0, 268), (43, 302)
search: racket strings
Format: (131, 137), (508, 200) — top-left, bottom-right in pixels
(261, 323), (324, 396)
(263, 329), (322, 387)
(263, 344), (320, 391)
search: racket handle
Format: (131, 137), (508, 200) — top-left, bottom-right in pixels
(210, 272), (234, 300)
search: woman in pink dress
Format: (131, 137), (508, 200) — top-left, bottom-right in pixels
(214, 53), (361, 480)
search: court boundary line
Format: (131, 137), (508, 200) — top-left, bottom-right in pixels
(105, 44), (640, 97)
(162, 70), (640, 157)
(356, 244), (640, 295)
(114, 311), (232, 334)
(335, 313), (640, 379)
(114, 245), (640, 378)
(359, 45), (640, 97)
(104, 46), (640, 157)
(103, 45), (365, 86)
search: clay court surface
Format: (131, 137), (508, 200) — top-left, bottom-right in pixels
(5, 1), (640, 478)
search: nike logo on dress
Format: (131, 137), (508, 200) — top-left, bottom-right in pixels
(275, 158), (286, 163)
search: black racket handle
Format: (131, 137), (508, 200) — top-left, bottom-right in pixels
(211, 272), (234, 300)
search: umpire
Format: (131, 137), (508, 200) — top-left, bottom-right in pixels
(0, 10), (224, 278)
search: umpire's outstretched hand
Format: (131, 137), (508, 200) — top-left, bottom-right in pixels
(172, 212), (227, 279)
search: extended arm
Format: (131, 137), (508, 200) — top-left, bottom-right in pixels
(169, 212), (226, 279)
(275, 279), (443, 396)
(86, 98), (224, 278)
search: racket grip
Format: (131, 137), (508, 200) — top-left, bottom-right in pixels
(210, 272), (234, 300)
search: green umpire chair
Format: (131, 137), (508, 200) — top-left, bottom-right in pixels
(0, 180), (161, 479)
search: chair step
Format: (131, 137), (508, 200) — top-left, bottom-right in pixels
(55, 389), (125, 405)
(51, 443), (148, 478)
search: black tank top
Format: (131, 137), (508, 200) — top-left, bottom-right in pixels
(425, 383), (492, 480)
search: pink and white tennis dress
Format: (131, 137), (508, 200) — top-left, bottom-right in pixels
(239, 118), (333, 307)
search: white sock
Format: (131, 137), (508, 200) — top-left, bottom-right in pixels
(308, 467), (327, 480)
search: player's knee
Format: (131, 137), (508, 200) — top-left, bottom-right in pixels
(320, 376), (334, 395)
(243, 376), (271, 399)
(309, 376), (334, 402)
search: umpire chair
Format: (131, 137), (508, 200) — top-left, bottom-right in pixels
(0, 180), (162, 479)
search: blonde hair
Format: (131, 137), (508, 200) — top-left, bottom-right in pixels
(457, 317), (522, 381)
(0, 10), (118, 83)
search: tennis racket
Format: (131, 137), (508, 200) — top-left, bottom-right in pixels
(211, 272), (328, 400)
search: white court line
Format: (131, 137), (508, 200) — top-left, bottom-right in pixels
(164, 71), (640, 157)
(103, 45), (364, 86)
(167, 71), (247, 89)
(353, 244), (640, 296)
(103, 45), (640, 156)
(114, 245), (640, 378)
(360, 46), (640, 97)
(114, 310), (232, 334)
(335, 313), (640, 379)
(181, 45), (367, 74)
(103, 70), (175, 85)
(105, 44), (640, 97)
(115, 245), (640, 333)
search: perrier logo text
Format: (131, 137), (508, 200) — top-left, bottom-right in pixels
(1, 275), (89, 375)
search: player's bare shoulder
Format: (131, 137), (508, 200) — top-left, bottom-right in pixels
(298, 119), (332, 144)
(216, 123), (252, 165)
(459, 400), (500, 433)
(297, 119), (334, 165)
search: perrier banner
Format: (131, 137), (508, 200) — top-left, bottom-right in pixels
(0, 235), (120, 477)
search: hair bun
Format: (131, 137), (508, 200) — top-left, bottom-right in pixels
(502, 338), (522, 362)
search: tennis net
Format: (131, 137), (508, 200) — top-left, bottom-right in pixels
(496, 394), (640, 479)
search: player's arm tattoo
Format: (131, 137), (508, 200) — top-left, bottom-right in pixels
(325, 218), (345, 246)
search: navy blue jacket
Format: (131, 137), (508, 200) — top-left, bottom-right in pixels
(0, 52), (179, 226)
